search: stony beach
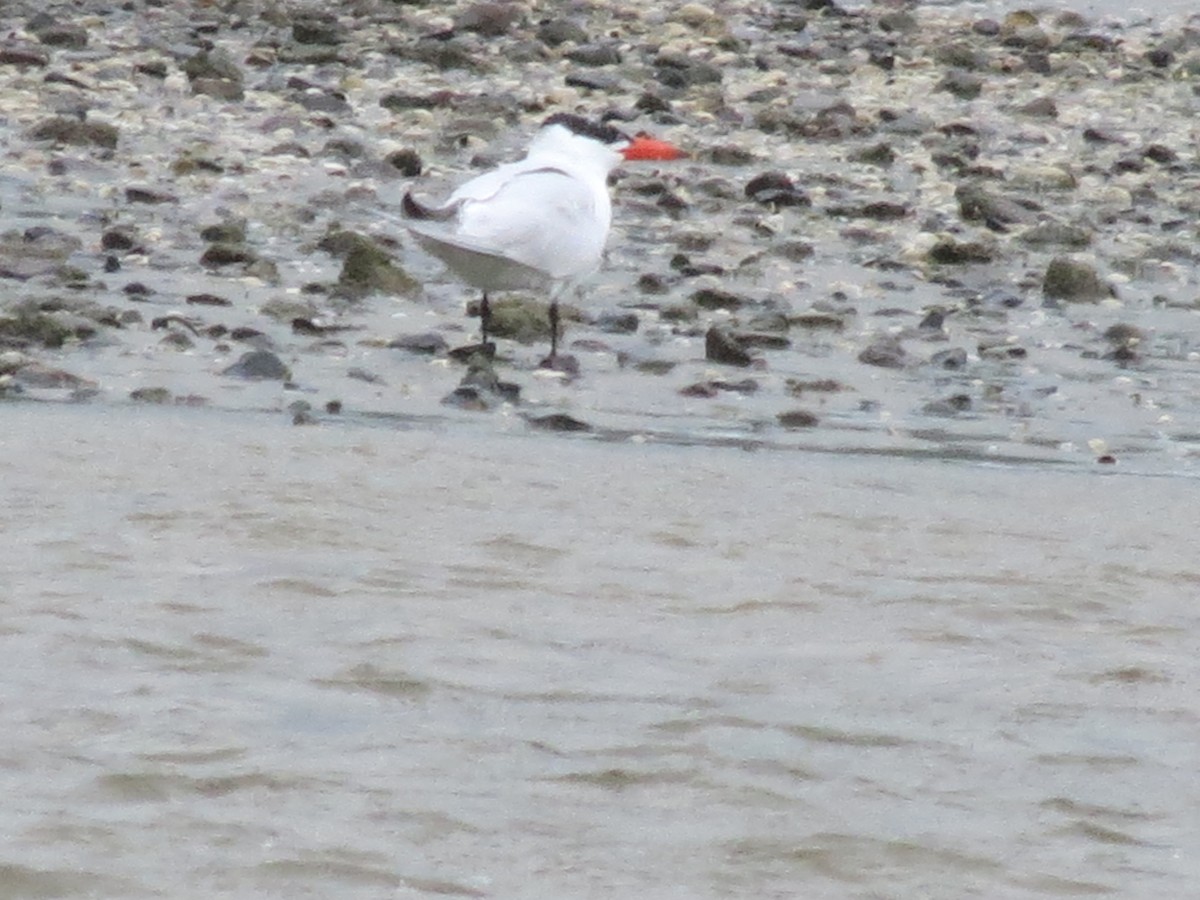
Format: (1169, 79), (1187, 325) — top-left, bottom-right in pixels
(2, 0), (1200, 470)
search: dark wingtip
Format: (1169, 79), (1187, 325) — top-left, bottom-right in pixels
(402, 191), (456, 222)
(401, 191), (429, 220)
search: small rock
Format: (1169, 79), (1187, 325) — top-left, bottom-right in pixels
(186, 293), (231, 307)
(777, 409), (819, 428)
(455, 3), (522, 37)
(858, 337), (907, 369)
(537, 18), (588, 46)
(388, 332), (449, 354)
(692, 287), (748, 311)
(130, 387), (173, 404)
(528, 413), (591, 432)
(1019, 222), (1092, 249)
(566, 42), (621, 66)
(705, 326), (752, 367)
(745, 171), (809, 207)
(200, 243), (256, 268)
(937, 69), (984, 100)
(332, 232), (419, 298)
(1043, 257), (1110, 303)
(222, 350), (291, 380)
(595, 312), (638, 334)
(27, 116), (118, 148)
(929, 347), (968, 370)
(928, 237), (997, 265)
(101, 227), (138, 251)
(385, 148), (422, 177)
(12, 362), (94, 389)
(922, 394), (972, 416)
(0, 43), (50, 67)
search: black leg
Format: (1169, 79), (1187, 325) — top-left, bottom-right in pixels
(548, 299), (559, 359)
(480, 293), (491, 346)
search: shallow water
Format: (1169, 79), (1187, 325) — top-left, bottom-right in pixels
(2, 403), (1196, 898)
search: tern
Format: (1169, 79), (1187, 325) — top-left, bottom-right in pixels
(400, 113), (684, 366)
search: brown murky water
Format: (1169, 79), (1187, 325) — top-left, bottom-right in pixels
(2, 403), (1196, 898)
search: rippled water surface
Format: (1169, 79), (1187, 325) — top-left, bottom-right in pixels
(2, 403), (1196, 898)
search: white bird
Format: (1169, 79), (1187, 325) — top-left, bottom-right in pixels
(401, 113), (684, 366)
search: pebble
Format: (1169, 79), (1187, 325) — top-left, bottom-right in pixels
(705, 327), (752, 367)
(222, 350), (291, 380)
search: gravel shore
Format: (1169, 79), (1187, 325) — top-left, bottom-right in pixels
(2, 0), (1199, 469)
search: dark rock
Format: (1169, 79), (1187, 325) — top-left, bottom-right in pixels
(34, 22), (88, 49)
(199, 221), (246, 244)
(1018, 96), (1058, 117)
(777, 409), (819, 428)
(125, 186), (177, 204)
(922, 394), (972, 416)
(222, 349), (291, 380)
(0, 43), (50, 67)
(322, 138), (365, 159)
(159, 330), (194, 350)
(1043, 257), (1109, 302)
(333, 234), (420, 298)
(348, 367), (384, 384)
(528, 413), (591, 432)
(191, 78), (244, 101)
(858, 336), (907, 368)
(1143, 144), (1177, 164)
(385, 148), (423, 176)
(388, 332), (449, 354)
(653, 52), (722, 87)
(786, 378), (846, 396)
(380, 91), (448, 112)
(101, 227), (138, 251)
(929, 347), (968, 370)
(200, 242), (256, 268)
(595, 312), (638, 334)
(679, 381), (718, 398)
(745, 171), (809, 207)
(456, 3), (523, 36)
(565, 71), (622, 91)
(932, 40), (987, 70)
(565, 42), (621, 66)
(1018, 222), (1092, 249)
(183, 49), (243, 84)
(774, 240), (815, 262)
(134, 60), (168, 78)
(928, 237), (997, 264)
(705, 326), (752, 366)
(692, 287), (748, 311)
(472, 296), (554, 343)
(979, 342), (1027, 360)
(537, 18), (588, 47)
(736, 332), (790, 350)
(937, 69), (984, 100)
(827, 201), (909, 220)
(186, 293), (231, 307)
(130, 387), (173, 404)
(956, 183), (1036, 226)
(11, 362), (94, 389)
(636, 273), (670, 294)
(27, 116), (118, 148)
(292, 15), (342, 45)
(707, 144), (756, 165)
(851, 142), (896, 166)
(789, 312), (845, 331)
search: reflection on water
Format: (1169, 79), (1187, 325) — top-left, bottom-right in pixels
(1, 403), (1196, 897)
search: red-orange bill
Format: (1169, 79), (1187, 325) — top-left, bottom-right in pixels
(622, 134), (686, 161)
